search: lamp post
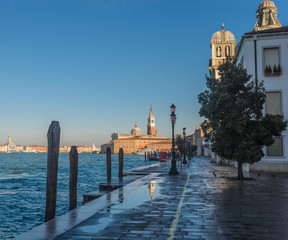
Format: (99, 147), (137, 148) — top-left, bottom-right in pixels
(182, 127), (187, 164)
(169, 104), (179, 175)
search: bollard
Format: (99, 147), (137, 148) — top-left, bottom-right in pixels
(118, 148), (124, 179)
(45, 121), (61, 222)
(106, 147), (111, 182)
(69, 146), (78, 211)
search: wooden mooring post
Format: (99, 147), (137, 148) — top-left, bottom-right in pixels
(69, 146), (78, 211)
(118, 148), (124, 179)
(45, 121), (61, 222)
(106, 147), (111, 182)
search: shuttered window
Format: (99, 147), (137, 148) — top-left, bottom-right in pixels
(264, 47), (279, 70)
(265, 92), (282, 115)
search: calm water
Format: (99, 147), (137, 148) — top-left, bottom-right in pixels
(0, 153), (153, 239)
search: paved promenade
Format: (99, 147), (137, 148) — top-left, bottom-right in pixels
(17, 157), (288, 240)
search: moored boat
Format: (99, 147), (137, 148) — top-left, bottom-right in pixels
(132, 148), (152, 155)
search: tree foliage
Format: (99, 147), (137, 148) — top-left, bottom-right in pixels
(198, 59), (287, 179)
(175, 135), (184, 155)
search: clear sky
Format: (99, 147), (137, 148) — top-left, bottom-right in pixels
(0, 0), (287, 147)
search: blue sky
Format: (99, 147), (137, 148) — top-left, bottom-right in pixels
(0, 0), (287, 147)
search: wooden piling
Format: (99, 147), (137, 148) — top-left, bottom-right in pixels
(145, 151), (147, 161)
(118, 148), (124, 179)
(106, 147), (111, 182)
(69, 146), (78, 211)
(45, 121), (61, 222)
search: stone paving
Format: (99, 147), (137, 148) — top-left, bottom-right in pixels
(54, 157), (288, 240)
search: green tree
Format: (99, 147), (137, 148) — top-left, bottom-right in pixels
(176, 135), (197, 159)
(198, 59), (287, 180)
(175, 134), (184, 157)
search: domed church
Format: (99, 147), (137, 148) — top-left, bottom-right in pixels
(131, 123), (142, 136)
(101, 106), (172, 154)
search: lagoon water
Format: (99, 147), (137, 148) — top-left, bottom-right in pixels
(0, 153), (153, 239)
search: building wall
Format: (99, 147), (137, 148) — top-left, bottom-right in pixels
(30, 146), (48, 152)
(113, 137), (171, 154)
(101, 143), (114, 154)
(0, 145), (7, 152)
(236, 33), (288, 171)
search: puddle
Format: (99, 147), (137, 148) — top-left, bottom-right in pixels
(76, 177), (163, 234)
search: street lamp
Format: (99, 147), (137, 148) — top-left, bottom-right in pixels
(183, 127), (187, 164)
(169, 104), (179, 175)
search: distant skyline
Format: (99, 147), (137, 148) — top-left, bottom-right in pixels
(1, 0), (287, 147)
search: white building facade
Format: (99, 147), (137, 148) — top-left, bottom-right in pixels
(236, 27), (288, 171)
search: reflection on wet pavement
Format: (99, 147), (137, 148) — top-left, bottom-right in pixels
(58, 178), (163, 238)
(16, 157), (288, 240)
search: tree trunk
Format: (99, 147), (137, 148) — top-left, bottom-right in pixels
(238, 160), (244, 180)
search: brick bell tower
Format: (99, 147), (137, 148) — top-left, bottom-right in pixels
(147, 105), (155, 136)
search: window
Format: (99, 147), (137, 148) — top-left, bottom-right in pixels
(264, 47), (280, 72)
(266, 92), (282, 115)
(216, 46), (221, 57)
(267, 136), (284, 157)
(225, 46), (230, 57)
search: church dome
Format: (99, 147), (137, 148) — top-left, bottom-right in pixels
(131, 123), (142, 136)
(211, 24), (236, 43)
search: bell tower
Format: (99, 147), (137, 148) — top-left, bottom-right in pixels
(147, 105), (155, 136)
(209, 24), (236, 79)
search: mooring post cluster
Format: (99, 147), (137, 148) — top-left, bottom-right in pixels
(106, 147), (124, 181)
(45, 121), (79, 222)
(44, 122), (125, 223)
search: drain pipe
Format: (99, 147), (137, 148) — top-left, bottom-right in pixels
(254, 35), (258, 89)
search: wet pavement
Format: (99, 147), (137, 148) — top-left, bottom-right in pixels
(16, 157), (288, 240)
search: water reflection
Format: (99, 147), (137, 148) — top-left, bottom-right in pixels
(73, 177), (163, 236)
(148, 180), (156, 200)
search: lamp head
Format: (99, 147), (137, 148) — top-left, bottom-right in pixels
(170, 104), (176, 113)
(183, 127), (186, 136)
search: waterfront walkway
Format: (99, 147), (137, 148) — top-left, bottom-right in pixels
(16, 157), (288, 240)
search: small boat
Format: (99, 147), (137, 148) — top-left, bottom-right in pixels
(132, 148), (152, 155)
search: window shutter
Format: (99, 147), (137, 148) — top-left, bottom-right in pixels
(264, 48), (279, 69)
(266, 92), (282, 115)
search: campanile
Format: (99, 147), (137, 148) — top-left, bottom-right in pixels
(147, 105), (155, 136)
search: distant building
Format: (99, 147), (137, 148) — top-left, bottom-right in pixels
(101, 106), (172, 154)
(236, 0), (288, 171)
(194, 125), (204, 156)
(0, 135), (18, 153)
(28, 145), (47, 153)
